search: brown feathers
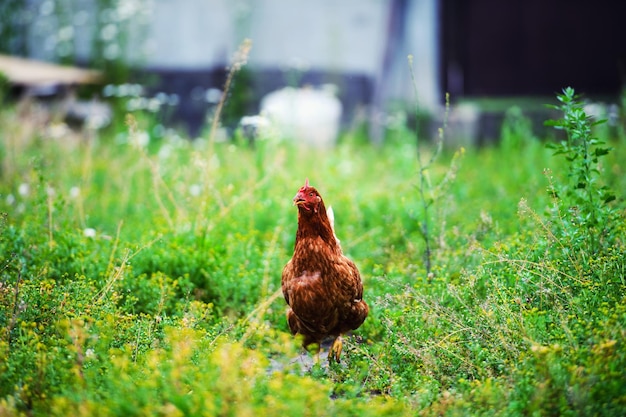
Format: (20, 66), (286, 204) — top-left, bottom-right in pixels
(281, 180), (368, 362)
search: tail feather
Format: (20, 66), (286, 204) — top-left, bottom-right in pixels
(326, 206), (340, 246)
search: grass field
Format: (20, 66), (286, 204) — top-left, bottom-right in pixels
(1, 88), (625, 416)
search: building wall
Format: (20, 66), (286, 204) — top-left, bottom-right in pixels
(22, 0), (441, 134)
(142, 0), (439, 109)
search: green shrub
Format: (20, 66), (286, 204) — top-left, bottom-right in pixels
(545, 87), (617, 254)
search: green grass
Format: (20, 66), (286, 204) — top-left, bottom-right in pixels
(0, 94), (625, 416)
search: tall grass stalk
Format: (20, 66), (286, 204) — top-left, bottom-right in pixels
(208, 38), (252, 154)
(408, 53), (451, 275)
(189, 38), (254, 239)
(125, 113), (182, 228)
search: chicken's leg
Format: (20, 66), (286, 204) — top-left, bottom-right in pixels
(328, 335), (343, 363)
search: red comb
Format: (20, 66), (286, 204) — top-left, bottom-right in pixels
(298, 178), (311, 193)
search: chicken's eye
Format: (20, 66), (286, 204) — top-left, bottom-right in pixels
(309, 192), (314, 197)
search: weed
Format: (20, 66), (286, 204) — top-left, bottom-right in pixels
(408, 55), (463, 277)
(545, 87), (617, 253)
(208, 38), (253, 152)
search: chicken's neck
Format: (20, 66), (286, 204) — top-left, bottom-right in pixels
(295, 203), (339, 252)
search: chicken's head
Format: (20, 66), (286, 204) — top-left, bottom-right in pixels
(293, 178), (322, 213)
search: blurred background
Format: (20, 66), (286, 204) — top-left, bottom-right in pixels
(1, 0), (625, 144)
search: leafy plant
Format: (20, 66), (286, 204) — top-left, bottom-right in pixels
(407, 55), (464, 277)
(544, 87), (617, 253)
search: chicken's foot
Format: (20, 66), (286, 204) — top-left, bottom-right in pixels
(328, 336), (343, 363)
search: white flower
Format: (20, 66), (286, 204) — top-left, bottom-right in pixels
(104, 43), (120, 60)
(39, 1), (54, 16)
(129, 84), (144, 97)
(167, 94), (179, 106)
(18, 183), (29, 196)
(116, 84), (131, 97)
(69, 186), (80, 199)
(86, 113), (111, 130)
(240, 115), (270, 129)
(47, 123), (70, 139)
(6, 194), (15, 205)
(205, 88), (222, 104)
(126, 97), (141, 111)
(58, 26), (74, 41)
(102, 84), (116, 97)
(130, 131), (150, 148)
(189, 184), (201, 197)
(155, 92), (168, 104)
(147, 98), (161, 113)
(158, 143), (172, 160)
(100, 23), (117, 41)
(83, 228), (97, 238)
(117, 1), (140, 20)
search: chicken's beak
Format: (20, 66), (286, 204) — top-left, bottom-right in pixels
(293, 192), (306, 206)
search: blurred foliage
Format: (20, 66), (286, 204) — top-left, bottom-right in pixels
(0, 0), (27, 55)
(0, 0), (152, 83)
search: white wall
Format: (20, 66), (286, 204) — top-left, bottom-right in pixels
(25, 0), (440, 109)
(147, 0), (235, 67)
(245, 0), (388, 74)
(400, 0), (440, 109)
(142, 0), (439, 108)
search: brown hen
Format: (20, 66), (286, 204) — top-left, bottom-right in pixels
(282, 179), (369, 362)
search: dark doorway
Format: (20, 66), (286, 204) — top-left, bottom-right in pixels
(441, 0), (626, 99)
